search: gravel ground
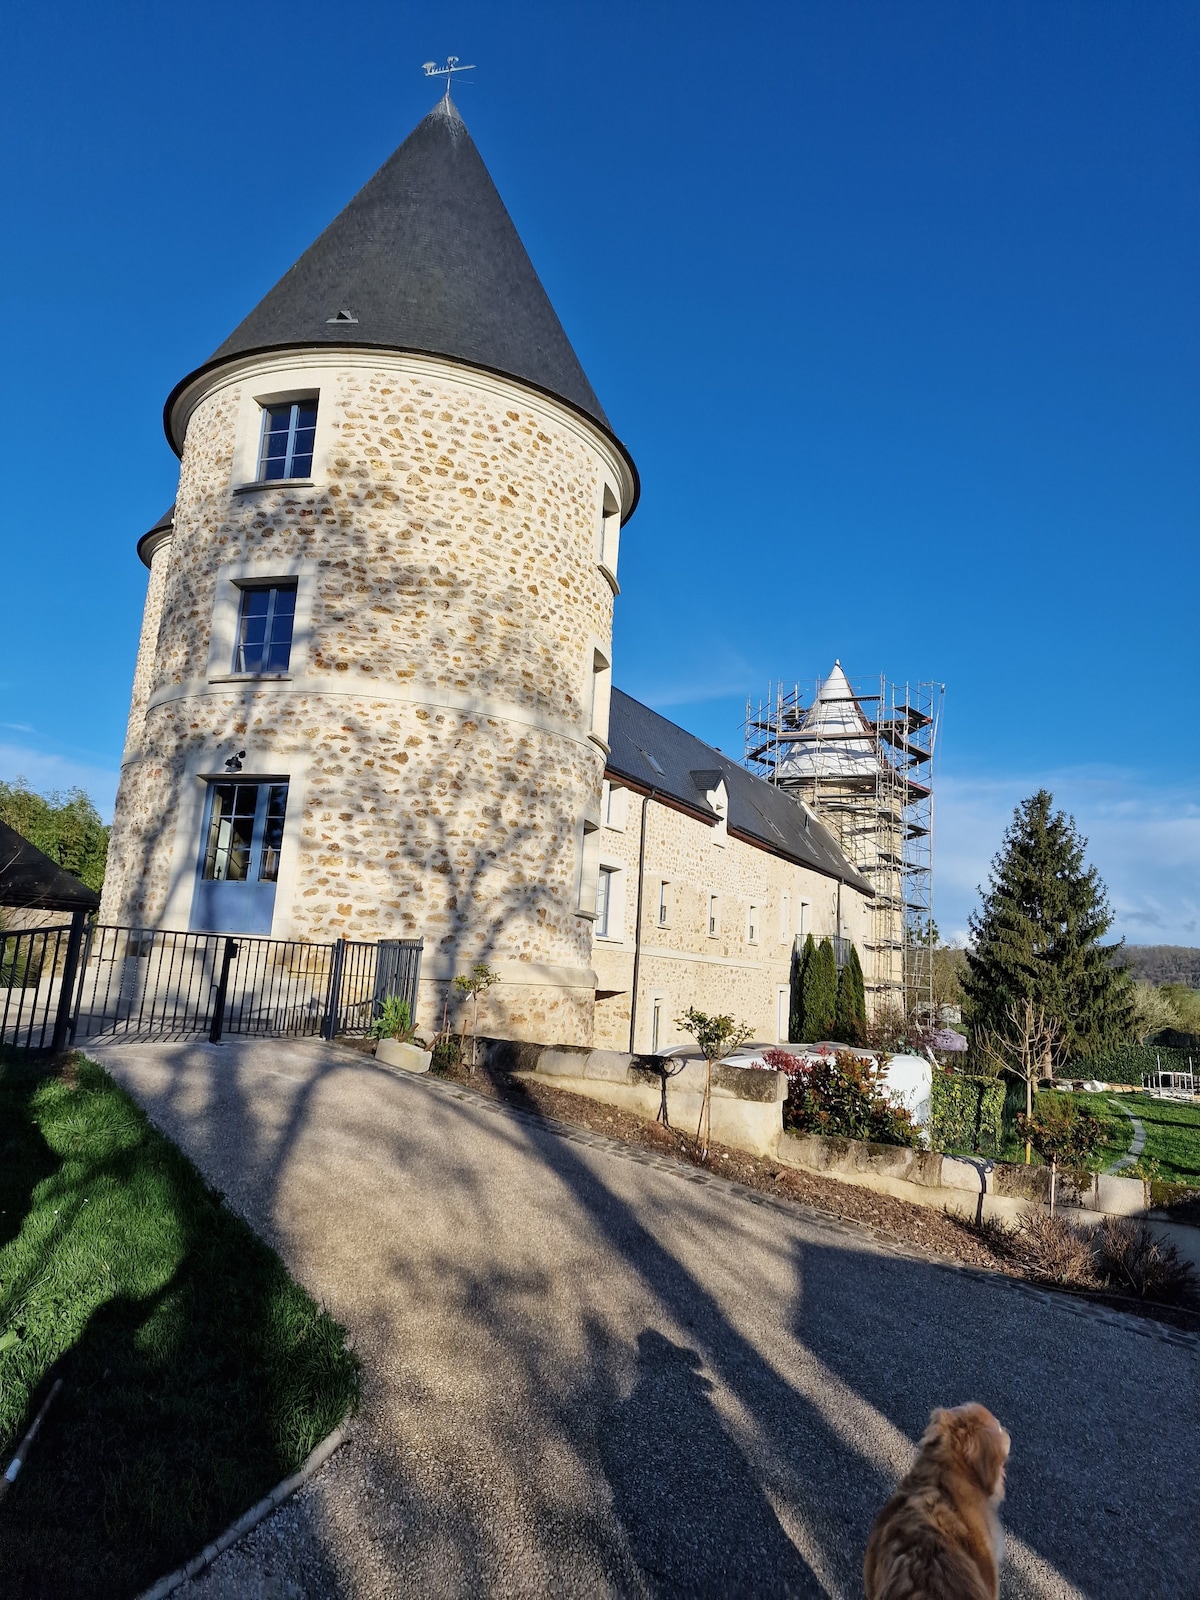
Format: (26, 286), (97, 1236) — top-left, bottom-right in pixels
(90, 1038), (1200, 1600)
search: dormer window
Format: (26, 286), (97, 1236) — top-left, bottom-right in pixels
(259, 400), (318, 481)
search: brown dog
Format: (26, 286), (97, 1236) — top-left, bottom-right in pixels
(863, 1403), (1010, 1600)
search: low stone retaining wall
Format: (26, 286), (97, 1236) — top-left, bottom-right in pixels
(776, 1132), (1200, 1270)
(478, 1039), (786, 1158)
(478, 1037), (1200, 1268)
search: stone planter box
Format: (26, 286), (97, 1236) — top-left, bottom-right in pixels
(375, 1038), (432, 1074)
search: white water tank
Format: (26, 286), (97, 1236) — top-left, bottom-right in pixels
(881, 1053), (933, 1128)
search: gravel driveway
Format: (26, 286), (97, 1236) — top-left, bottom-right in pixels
(90, 1038), (1200, 1599)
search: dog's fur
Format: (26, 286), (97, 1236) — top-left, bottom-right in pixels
(863, 1403), (1010, 1600)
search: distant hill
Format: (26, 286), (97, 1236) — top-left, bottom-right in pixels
(1119, 946), (1200, 987)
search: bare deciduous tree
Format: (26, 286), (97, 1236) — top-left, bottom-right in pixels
(973, 998), (1062, 1165)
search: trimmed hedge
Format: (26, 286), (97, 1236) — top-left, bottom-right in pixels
(929, 1073), (1006, 1155)
(1066, 1044), (1197, 1085)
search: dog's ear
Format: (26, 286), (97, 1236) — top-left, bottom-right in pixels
(960, 1412), (1010, 1496)
(920, 1408), (954, 1448)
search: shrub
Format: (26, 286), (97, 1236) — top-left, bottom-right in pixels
(1095, 1217), (1197, 1304)
(801, 939), (837, 1041)
(766, 1047), (919, 1148)
(1065, 1043), (1195, 1084)
(430, 1032), (464, 1074)
(929, 1073), (1006, 1155)
(789, 934), (814, 1042)
(371, 997), (415, 1042)
(1019, 1096), (1108, 1173)
(834, 945), (867, 1044)
(1012, 1209), (1098, 1286)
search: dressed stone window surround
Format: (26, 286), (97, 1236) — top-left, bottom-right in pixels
(166, 350), (636, 518)
(227, 368), (335, 493)
(597, 483), (621, 594)
(206, 558), (319, 685)
(153, 744), (311, 935)
(593, 860), (626, 943)
(588, 643), (612, 752)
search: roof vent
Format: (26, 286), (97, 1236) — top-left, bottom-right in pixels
(326, 308), (358, 324)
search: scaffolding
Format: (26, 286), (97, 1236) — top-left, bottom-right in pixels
(744, 666), (943, 1018)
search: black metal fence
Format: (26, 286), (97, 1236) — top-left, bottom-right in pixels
(1, 923), (81, 1051)
(0, 923), (422, 1050)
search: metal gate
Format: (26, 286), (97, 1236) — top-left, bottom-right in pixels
(1, 923), (84, 1051)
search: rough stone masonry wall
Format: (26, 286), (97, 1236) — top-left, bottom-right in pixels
(590, 786), (871, 1051)
(102, 354), (628, 1044)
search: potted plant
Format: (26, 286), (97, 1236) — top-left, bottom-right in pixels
(372, 997), (432, 1075)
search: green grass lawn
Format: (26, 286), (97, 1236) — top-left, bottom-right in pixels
(964, 1082), (1134, 1169)
(982, 1087), (1200, 1184)
(0, 1051), (359, 1600)
(1104, 1092), (1200, 1185)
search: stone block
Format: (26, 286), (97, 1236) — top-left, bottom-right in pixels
(537, 1046), (593, 1078)
(712, 1062), (786, 1103)
(1094, 1173), (1147, 1217)
(583, 1049), (635, 1084)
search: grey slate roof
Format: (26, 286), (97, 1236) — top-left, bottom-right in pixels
(0, 821), (100, 912)
(168, 96), (620, 452)
(606, 690), (872, 892)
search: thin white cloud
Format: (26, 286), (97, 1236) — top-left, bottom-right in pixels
(0, 743), (120, 821)
(937, 767), (1200, 948)
(622, 644), (759, 712)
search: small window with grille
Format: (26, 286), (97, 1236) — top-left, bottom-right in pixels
(259, 399), (318, 481)
(234, 584), (296, 674)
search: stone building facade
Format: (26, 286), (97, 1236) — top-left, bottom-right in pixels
(592, 693), (871, 1052)
(102, 93), (872, 1047)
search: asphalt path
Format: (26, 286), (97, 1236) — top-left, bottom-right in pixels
(90, 1038), (1200, 1599)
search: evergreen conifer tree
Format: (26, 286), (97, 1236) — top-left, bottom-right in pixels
(789, 933), (814, 1042)
(834, 944), (867, 1043)
(802, 937), (838, 1041)
(963, 790), (1134, 1066)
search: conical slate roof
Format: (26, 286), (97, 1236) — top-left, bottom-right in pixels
(775, 661), (881, 785)
(170, 95), (614, 442)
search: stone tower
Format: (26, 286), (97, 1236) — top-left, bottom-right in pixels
(100, 95), (638, 1044)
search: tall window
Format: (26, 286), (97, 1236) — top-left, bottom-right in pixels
(201, 782), (288, 883)
(235, 584), (296, 673)
(748, 904), (760, 944)
(658, 881), (669, 927)
(708, 895), (719, 937)
(259, 400), (318, 481)
(596, 866), (614, 937)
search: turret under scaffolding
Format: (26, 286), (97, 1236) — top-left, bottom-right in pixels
(745, 664), (942, 1018)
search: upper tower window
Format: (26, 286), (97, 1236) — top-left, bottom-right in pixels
(259, 400), (318, 481)
(235, 584), (296, 673)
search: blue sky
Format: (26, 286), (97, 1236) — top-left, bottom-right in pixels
(2, 1), (1197, 944)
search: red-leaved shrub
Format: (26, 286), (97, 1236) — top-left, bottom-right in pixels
(762, 1047), (919, 1148)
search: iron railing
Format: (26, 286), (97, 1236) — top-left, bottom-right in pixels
(58, 925), (423, 1047)
(1, 923), (79, 1051)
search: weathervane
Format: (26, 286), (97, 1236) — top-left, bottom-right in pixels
(422, 56), (475, 99)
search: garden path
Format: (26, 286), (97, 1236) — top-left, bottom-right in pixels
(90, 1038), (1199, 1600)
(1105, 1097), (1147, 1174)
